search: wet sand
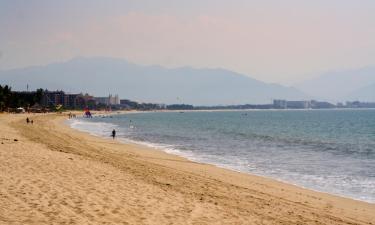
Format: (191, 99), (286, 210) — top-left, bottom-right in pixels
(0, 113), (374, 224)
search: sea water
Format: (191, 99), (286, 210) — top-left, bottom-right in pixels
(69, 109), (375, 203)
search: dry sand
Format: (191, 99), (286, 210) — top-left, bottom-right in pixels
(0, 113), (374, 225)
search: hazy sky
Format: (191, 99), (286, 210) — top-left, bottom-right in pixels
(1, 0), (374, 84)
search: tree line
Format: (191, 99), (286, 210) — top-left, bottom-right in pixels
(0, 85), (44, 111)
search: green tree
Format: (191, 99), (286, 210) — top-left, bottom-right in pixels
(0, 85), (12, 111)
(34, 88), (44, 104)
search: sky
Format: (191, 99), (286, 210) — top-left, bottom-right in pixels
(0, 0), (374, 84)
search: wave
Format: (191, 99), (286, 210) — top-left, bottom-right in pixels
(220, 130), (375, 158)
(68, 119), (119, 138)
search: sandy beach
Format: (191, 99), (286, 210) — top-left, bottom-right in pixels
(0, 113), (374, 225)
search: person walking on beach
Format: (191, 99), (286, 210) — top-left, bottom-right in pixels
(112, 129), (116, 139)
(26, 117), (29, 124)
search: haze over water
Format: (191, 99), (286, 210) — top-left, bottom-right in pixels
(70, 109), (375, 203)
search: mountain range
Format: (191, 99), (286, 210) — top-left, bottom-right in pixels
(295, 66), (375, 102)
(345, 83), (375, 102)
(0, 57), (309, 105)
(0, 57), (374, 105)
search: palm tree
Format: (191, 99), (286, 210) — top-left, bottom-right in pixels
(0, 85), (4, 111)
(4, 85), (12, 109)
(0, 85), (12, 111)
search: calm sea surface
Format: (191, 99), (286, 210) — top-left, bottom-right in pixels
(69, 109), (375, 203)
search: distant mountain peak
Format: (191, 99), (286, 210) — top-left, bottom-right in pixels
(295, 66), (375, 101)
(346, 83), (375, 101)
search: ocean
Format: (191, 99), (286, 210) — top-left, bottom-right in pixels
(68, 109), (375, 203)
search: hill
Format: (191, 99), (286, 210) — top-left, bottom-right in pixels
(295, 66), (375, 101)
(0, 57), (308, 105)
(346, 83), (375, 102)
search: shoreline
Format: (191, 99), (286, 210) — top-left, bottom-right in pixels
(69, 111), (375, 204)
(69, 116), (372, 204)
(1, 113), (374, 224)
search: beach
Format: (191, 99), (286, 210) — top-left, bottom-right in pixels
(0, 113), (374, 225)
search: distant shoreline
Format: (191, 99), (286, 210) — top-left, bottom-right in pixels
(83, 107), (375, 115)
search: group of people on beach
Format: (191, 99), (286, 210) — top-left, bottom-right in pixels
(26, 117), (33, 124)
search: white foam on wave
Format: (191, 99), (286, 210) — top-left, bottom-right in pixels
(67, 119), (119, 138)
(67, 118), (196, 158)
(117, 137), (200, 160)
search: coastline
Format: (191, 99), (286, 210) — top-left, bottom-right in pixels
(1, 113), (374, 224)
(71, 109), (375, 204)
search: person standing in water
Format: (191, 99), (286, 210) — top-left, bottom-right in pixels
(112, 129), (116, 139)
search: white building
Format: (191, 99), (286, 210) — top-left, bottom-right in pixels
(95, 94), (120, 105)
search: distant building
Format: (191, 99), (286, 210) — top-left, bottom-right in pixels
(42, 91), (65, 107)
(286, 101), (311, 109)
(273, 100), (287, 109)
(41, 91), (93, 109)
(361, 102), (375, 108)
(95, 97), (109, 105)
(95, 94), (120, 106)
(273, 99), (375, 109)
(273, 100), (311, 109)
(346, 101), (375, 108)
(120, 99), (139, 109)
(109, 94), (120, 105)
(337, 102), (344, 108)
(64, 94), (83, 108)
(310, 100), (335, 109)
